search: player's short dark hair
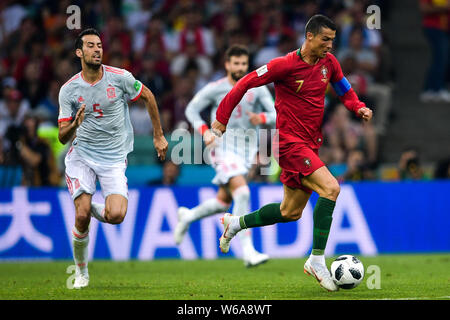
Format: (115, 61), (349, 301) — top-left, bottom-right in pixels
(225, 45), (249, 61)
(75, 28), (101, 50)
(305, 14), (336, 37)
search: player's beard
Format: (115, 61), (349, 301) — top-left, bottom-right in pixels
(83, 53), (102, 71)
(231, 71), (246, 82)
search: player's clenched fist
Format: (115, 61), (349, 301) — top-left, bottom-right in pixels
(74, 104), (86, 128)
(357, 107), (373, 121)
(202, 129), (216, 147)
(211, 120), (226, 135)
(154, 135), (168, 161)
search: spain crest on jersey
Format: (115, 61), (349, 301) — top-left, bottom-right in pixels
(107, 86), (116, 99)
(320, 65), (328, 83)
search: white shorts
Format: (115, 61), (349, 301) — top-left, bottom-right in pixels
(209, 148), (249, 186)
(64, 146), (128, 200)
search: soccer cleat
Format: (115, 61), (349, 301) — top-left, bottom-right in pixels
(73, 272), (89, 289)
(219, 213), (237, 253)
(174, 207), (191, 245)
(243, 251), (269, 268)
(304, 258), (339, 292)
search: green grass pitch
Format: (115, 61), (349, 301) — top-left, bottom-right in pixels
(0, 254), (448, 300)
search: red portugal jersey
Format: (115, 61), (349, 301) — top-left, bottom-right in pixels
(216, 49), (365, 172)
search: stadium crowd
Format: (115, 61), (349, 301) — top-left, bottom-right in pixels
(1, 0), (442, 188)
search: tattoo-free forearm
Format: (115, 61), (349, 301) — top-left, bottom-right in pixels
(58, 122), (77, 144)
(142, 87), (164, 137)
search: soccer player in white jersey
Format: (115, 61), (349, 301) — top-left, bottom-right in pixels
(174, 45), (276, 267)
(58, 28), (168, 288)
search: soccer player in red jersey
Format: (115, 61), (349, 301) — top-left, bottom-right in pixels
(212, 15), (373, 291)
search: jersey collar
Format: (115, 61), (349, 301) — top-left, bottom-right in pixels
(80, 65), (105, 86)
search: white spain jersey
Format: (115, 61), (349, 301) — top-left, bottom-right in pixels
(185, 77), (276, 166)
(58, 65), (143, 164)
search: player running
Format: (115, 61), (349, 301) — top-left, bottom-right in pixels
(174, 45), (276, 267)
(212, 15), (373, 291)
(58, 28), (168, 289)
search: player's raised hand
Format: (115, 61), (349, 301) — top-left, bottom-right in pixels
(246, 111), (263, 125)
(74, 104), (86, 128)
(203, 129), (216, 147)
(358, 107), (373, 122)
(154, 134), (168, 161)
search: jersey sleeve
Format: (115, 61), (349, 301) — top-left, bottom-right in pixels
(185, 83), (215, 134)
(58, 85), (74, 123)
(216, 55), (290, 125)
(328, 53), (366, 115)
(256, 86), (276, 126)
(121, 69), (144, 102)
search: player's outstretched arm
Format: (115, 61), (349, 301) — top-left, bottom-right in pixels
(58, 104), (85, 144)
(139, 85), (168, 160)
(216, 56), (288, 127)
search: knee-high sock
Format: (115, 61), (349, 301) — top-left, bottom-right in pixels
(311, 197), (335, 256)
(239, 202), (288, 229)
(72, 226), (89, 275)
(184, 198), (230, 223)
(90, 202), (106, 223)
(231, 186), (254, 256)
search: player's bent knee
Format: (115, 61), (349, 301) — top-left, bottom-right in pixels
(105, 208), (127, 224)
(322, 181), (340, 200)
(280, 207), (302, 221)
(75, 204), (91, 224)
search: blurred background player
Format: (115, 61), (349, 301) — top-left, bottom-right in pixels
(174, 45), (276, 267)
(212, 15), (373, 291)
(58, 28), (168, 288)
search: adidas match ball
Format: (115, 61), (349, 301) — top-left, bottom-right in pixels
(330, 255), (364, 289)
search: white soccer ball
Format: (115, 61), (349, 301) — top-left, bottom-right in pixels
(330, 255), (365, 289)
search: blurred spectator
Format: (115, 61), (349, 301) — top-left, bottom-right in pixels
(17, 59), (49, 109)
(101, 15), (132, 63)
(54, 57), (77, 84)
(254, 32), (298, 67)
(288, 0), (320, 47)
(3, 111), (60, 186)
(419, 0), (450, 103)
(161, 77), (195, 131)
(340, 149), (374, 182)
(170, 41), (213, 88)
(36, 79), (60, 124)
(0, 89), (30, 137)
(174, 4), (215, 57)
(398, 147), (425, 180)
(337, 26), (392, 135)
(340, 53), (369, 100)
(337, 0), (383, 50)
(14, 34), (53, 84)
(0, 1), (28, 43)
(148, 160), (180, 186)
(137, 54), (171, 101)
(324, 104), (377, 164)
(337, 26), (378, 79)
(434, 157), (450, 178)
